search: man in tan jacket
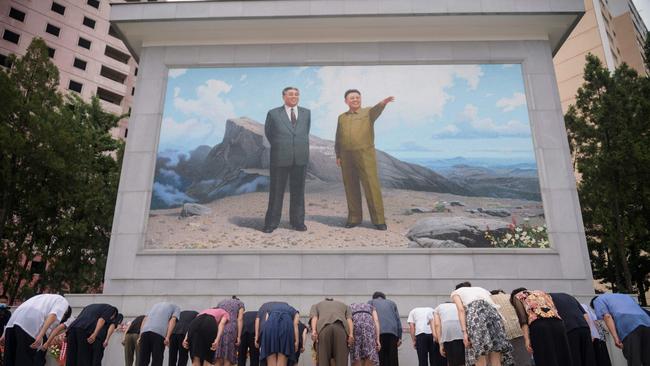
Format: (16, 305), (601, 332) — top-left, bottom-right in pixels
(335, 89), (394, 230)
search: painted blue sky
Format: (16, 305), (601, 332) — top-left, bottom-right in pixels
(161, 64), (534, 163)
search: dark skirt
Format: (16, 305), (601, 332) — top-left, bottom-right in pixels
(188, 314), (217, 363)
(443, 339), (465, 366)
(259, 311), (296, 361)
(529, 317), (571, 366)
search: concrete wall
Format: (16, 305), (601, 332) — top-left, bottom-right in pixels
(65, 38), (594, 309)
(64, 26), (594, 365)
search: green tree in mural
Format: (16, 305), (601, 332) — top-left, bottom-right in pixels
(565, 34), (650, 304)
(0, 38), (123, 302)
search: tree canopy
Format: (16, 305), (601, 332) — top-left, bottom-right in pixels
(0, 38), (123, 301)
(565, 34), (650, 304)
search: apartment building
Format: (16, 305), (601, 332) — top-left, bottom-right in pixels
(0, 0), (138, 138)
(554, 0), (648, 112)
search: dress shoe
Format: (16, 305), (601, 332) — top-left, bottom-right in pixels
(292, 224), (308, 232)
(261, 226), (275, 233)
(344, 222), (359, 229)
(375, 224), (387, 231)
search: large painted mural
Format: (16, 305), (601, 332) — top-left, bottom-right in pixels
(146, 64), (548, 249)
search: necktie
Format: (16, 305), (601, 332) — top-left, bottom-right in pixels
(290, 108), (297, 127)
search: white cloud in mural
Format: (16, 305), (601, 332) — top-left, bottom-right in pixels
(309, 65), (484, 138)
(433, 104), (530, 139)
(168, 69), (187, 78)
(496, 92), (526, 112)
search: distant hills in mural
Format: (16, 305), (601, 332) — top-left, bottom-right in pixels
(151, 117), (541, 210)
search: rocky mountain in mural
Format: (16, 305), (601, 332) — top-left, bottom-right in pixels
(153, 117), (472, 208)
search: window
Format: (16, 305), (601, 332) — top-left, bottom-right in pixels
(73, 58), (87, 70)
(134, 67), (138, 76)
(104, 45), (130, 64)
(68, 80), (83, 93)
(47, 47), (55, 58)
(46, 23), (61, 37)
(83, 17), (96, 29)
(100, 65), (128, 84)
(96, 87), (123, 106)
(78, 37), (91, 50)
(0, 54), (12, 68)
(124, 128), (128, 138)
(9, 8), (26, 22)
(51, 2), (66, 15)
(108, 25), (120, 38)
(2, 29), (20, 44)
(131, 87), (135, 96)
(87, 0), (100, 9)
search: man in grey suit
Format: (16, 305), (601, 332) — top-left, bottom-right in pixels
(262, 86), (311, 233)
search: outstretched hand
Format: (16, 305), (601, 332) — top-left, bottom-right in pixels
(381, 96), (395, 105)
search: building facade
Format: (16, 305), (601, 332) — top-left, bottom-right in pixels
(64, 1), (597, 364)
(554, 0), (648, 112)
(0, 0), (138, 138)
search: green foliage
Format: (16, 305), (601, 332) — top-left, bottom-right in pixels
(0, 39), (123, 301)
(565, 36), (650, 304)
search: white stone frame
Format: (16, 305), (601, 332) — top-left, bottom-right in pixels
(96, 40), (593, 313)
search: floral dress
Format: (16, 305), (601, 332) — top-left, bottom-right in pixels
(350, 303), (379, 365)
(216, 298), (245, 364)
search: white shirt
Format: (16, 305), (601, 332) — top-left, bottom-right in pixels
(407, 307), (433, 335)
(451, 287), (499, 308)
(5, 294), (69, 338)
(284, 105), (298, 121)
(434, 303), (464, 343)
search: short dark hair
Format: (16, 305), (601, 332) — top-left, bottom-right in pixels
(510, 287), (527, 306)
(344, 89), (361, 99)
(232, 295), (239, 300)
(282, 86), (299, 95)
(372, 291), (386, 299)
(590, 296), (599, 309)
(61, 306), (72, 324)
(490, 289), (505, 295)
(455, 282), (472, 290)
(114, 313), (124, 326)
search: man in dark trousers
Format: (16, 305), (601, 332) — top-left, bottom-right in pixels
(168, 310), (197, 366)
(369, 292), (402, 366)
(262, 86), (311, 233)
(65, 303), (119, 366)
(238, 311), (259, 366)
(550, 293), (596, 366)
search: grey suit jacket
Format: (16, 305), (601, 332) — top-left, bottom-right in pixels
(264, 106), (311, 167)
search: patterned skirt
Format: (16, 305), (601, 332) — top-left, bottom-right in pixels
(465, 300), (514, 366)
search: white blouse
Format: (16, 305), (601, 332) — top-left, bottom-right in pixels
(450, 287), (499, 308)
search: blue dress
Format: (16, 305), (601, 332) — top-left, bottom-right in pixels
(259, 303), (298, 361)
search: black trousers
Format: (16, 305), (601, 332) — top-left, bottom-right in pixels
(379, 333), (399, 366)
(66, 327), (93, 366)
(139, 331), (165, 366)
(3, 326), (46, 366)
(622, 325), (650, 366)
(567, 327), (596, 366)
(415, 334), (447, 366)
(91, 339), (107, 366)
(169, 333), (189, 366)
(264, 164), (306, 228)
(238, 332), (259, 366)
(592, 339), (611, 366)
